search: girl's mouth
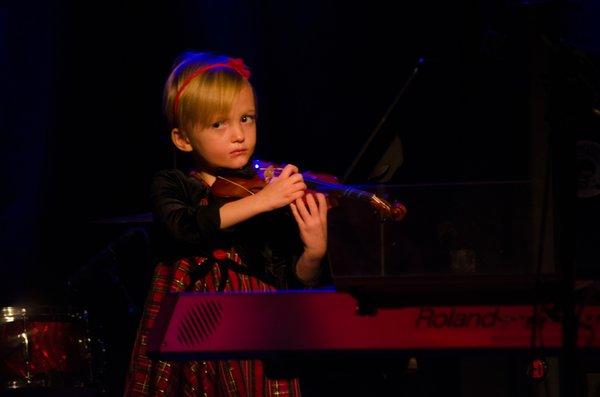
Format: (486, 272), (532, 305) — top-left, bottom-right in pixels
(230, 149), (247, 156)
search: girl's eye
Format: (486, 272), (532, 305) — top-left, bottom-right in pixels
(241, 114), (257, 124)
(211, 120), (226, 129)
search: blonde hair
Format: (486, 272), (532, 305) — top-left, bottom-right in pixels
(163, 52), (251, 133)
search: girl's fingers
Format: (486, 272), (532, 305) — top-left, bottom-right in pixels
(280, 164), (299, 178)
(294, 182), (307, 193)
(295, 195), (311, 220)
(305, 193), (319, 215)
(292, 190), (305, 201)
(316, 193), (328, 221)
(290, 202), (304, 227)
(289, 173), (304, 183)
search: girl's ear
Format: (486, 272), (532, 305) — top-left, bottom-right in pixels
(171, 128), (193, 152)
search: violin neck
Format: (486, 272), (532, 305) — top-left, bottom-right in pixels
(303, 176), (373, 201)
(254, 163), (403, 220)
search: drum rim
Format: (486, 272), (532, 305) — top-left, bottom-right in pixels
(1, 306), (88, 323)
(4, 375), (94, 389)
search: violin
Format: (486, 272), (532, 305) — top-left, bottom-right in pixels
(206, 159), (407, 221)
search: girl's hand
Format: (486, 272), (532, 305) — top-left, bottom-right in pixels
(256, 164), (306, 211)
(290, 192), (328, 262)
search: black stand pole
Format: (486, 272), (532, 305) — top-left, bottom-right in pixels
(550, 46), (578, 397)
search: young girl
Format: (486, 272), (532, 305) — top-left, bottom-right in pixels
(124, 52), (328, 396)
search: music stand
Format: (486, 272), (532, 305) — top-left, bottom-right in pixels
(341, 58), (424, 185)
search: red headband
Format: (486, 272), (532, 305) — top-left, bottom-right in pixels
(172, 58), (251, 121)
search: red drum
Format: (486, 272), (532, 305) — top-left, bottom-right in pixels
(0, 306), (96, 390)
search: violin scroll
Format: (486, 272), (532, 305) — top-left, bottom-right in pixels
(391, 200), (408, 221)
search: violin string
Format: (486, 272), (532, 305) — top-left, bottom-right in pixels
(217, 176), (256, 195)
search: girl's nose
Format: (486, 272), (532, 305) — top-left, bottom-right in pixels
(231, 123), (245, 142)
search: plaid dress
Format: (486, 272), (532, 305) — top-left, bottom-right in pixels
(124, 169), (303, 396)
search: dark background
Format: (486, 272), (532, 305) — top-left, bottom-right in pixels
(2, 0), (600, 395)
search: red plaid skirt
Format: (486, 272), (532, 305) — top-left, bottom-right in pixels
(124, 252), (302, 396)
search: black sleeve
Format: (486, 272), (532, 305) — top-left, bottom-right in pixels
(150, 169), (222, 245)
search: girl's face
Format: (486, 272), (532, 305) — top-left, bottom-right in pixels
(190, 83), (257, 170)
